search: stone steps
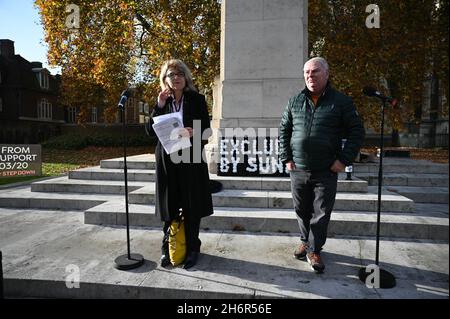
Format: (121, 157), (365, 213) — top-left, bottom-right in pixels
(0, 177), (411, 213)
(100, 154), (156, 169)
(0, 154), (446, 246)
(99, 154), (450, 173)
(210, 174), (367, 192)
(83, 201), (448, 240)
(16, 177), (411, 212)
(128, 185), (414, 212)
(353, 159), (448, 174)
(0, 186), (117, 210)
(35, 178), (365, 194)
(58, 168), (369, 193)
(0, 186), (441, 240)
(69, 166), (156, 182)
(101, 155), (449, 175)
(355, 173), (449, 187)
(31, 176), (149, 194)
(384, 186), (449, 204)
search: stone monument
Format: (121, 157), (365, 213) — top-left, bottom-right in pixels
(206, 0), (308, 175)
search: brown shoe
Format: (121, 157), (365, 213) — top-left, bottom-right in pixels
(306, 252), (325, 273)
(293, 243), (309, 260)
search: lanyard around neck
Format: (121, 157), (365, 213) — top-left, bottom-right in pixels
(171, 95), (184, 113)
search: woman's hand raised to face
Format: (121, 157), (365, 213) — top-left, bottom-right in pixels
(157, 88), (173, 108)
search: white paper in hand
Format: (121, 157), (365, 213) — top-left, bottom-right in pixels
(152, 112), (191, 154)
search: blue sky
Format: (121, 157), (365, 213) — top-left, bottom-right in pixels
(0, 0), (60, 74)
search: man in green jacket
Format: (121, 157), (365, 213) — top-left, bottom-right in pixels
(279, 57), (365, 273)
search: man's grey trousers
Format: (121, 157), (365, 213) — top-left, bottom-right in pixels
(289, 169), (338, 253)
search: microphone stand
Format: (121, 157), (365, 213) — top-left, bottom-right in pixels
(358, 98), (396, 288)
(1, 251), (4, 299)
(114, 91), (145, 270)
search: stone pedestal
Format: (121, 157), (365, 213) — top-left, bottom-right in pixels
(206, 0), (308, 174)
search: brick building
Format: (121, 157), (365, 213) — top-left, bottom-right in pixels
(0, 39), (147, 144)
(0, 39), (65, 143)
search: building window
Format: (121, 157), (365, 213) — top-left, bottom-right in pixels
(39, 71), (49, 89)
(91, 107), (97, 123)
(0, 97), (3, 112)
(38, 99), (52, 119)
(68, 107), (77, 123)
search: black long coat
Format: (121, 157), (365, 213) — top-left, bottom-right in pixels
(145, 90), (214, 222)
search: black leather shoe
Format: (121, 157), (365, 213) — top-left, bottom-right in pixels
(160, 254), (171, 268)
(183, 252), (199, 269)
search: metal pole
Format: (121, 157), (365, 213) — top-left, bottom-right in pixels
(1, 251), (4, 299)
(113, 90), (144, 270)
(375, 99), (386, 265)
(358, 97), (395, 288)
(122, 109), (131, 260)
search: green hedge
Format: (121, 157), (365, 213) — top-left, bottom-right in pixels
(43, 132), (156, 149)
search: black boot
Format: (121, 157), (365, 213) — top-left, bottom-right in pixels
(160, 233), (171, 268)
(160, 254), (171, 268)
(183, 251), (199, 269)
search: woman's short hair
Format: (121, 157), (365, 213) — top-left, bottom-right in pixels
(160, 59), (197, 92)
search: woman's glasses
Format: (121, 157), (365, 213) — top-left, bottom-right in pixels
(166, 71), (185, 79)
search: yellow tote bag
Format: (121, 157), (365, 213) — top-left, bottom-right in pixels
(168, 216), (186, 266)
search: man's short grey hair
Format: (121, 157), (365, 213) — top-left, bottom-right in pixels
(304, 57), (329, 73)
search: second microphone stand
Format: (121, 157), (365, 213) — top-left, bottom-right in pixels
(358, 98), (396, 288)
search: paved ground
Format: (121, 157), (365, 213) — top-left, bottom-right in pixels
(0, 207), (448, 299)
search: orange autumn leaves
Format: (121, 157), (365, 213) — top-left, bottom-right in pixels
(35, 0), (220, 123)
(309, 0), (448, 132)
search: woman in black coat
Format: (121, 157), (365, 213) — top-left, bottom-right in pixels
(146, 59), (213, 269)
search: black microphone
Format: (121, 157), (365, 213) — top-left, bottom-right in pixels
(118, 89), (132, 110)
(135, 13), (151, 32)
(363, 86), (398, 107)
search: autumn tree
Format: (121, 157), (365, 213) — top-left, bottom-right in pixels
(309, 0), (448, 145)
(134, 0), (220, 106)
(35, 0), (220, 123)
